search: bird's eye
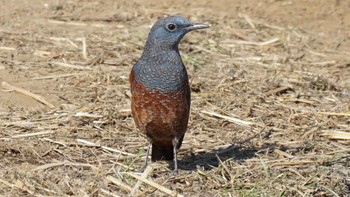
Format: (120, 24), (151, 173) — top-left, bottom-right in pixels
(166, 23), (176, 31)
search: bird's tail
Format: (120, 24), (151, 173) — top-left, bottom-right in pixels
(151, 144), (174, 161)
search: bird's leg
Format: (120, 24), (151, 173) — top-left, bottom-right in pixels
(172, 138), (179, 175)
(139, 139), (151, 172)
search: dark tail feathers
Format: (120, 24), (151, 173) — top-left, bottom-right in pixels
(151, 134), (185, 161)
(151, 144), (173, 161)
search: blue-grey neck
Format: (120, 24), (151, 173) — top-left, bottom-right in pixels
(133, 37), (188, 93)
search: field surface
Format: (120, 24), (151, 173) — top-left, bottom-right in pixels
(0, 0), (349, 196)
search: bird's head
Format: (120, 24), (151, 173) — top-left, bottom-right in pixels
(145, 16), (209, 50)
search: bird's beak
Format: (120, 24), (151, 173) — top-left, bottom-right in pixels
(185, 23), (209, 31)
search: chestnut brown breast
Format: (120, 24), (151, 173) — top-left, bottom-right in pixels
(130, 68), (190, 153)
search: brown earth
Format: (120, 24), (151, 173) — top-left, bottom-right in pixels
(0, 0), (349, 196)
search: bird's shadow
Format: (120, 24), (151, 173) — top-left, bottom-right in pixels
(178, 140), (309, 171)
(178, 144), (257, 171)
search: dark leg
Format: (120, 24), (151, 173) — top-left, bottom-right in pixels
(139, 139), (151, 172)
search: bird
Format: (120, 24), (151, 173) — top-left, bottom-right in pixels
(129, 16), (208, 174)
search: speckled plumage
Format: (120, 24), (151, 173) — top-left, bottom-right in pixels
(129, 16), (208, 173)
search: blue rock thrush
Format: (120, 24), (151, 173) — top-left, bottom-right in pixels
(129, 16), (208, 173)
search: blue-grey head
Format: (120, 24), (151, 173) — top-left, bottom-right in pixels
(145, 16), (209, 50)
(135, 16), (208, 92)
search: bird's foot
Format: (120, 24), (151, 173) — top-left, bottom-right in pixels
(171, 169), (178, 176)
(138, 163), (148, 173)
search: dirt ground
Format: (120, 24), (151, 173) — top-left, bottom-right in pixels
(0, 0), (349, 196)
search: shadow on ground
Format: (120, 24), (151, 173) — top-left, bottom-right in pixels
(178, 140), (309, 171)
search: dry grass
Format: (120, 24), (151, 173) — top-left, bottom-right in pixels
(0, 0), (349, 196)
